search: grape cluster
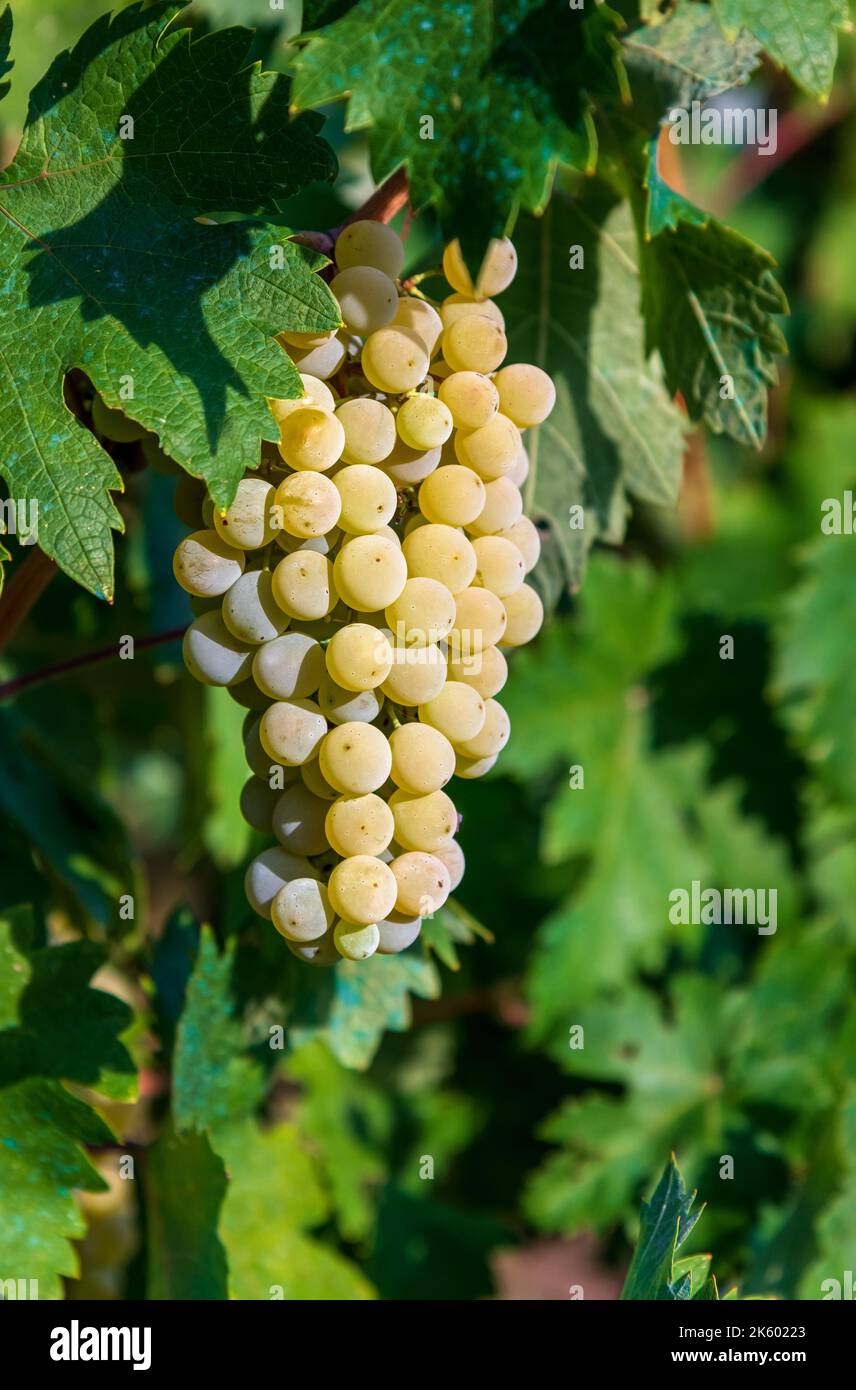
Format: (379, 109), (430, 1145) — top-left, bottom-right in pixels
(172, 222), (552, 965)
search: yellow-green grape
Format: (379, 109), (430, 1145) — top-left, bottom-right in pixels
(272, 782), (331, 855)
(434, 838), (465, 891)
(271, 877), (334, 942)
(331, 265), (398, 334)
(320, 721), (392, 794)
(318, 671), (384, 725)
(286, 334), (347, 380)
(333, 919), (381, 961)
(335, 464), (398, 535)
(377, 911), (423, 955)
(245, 846), (318, 918)
(244, 714), (294, 777)
(396, 394), (453, 450)
(402, 524), (476, 593)
(183, 612), (253, 687)
(173, 529), (245, 597)
(455, 698), (510, 758)
(439, 294), (506, 333)
(328, 855), (398, 925)
(268, 374), (336, 430)
(508, 437), (530, 488)
(300, 756), (339, 800)
(340, 524), (401, 550)
(382, 437), (441, 486)
(442, 240), (475, 296)
(443, 316), (507, 374)
(455, 751), (498, 779)
(389, 721), (456, 794)
(281, 328), (337, 350)
(326, 795), (395, 857)
(475, 237), (518, 297)
(454, 413), (520, 480)
(278, 407), (345, 473)
(419, 680), (486, 743)
(391, 851), (451, 917)
(418, 465), (485, 527)
(449, 586), (507, 657)
(381, 643), (447, 707)
(362, 326), (429, 393)
(496, 516), (541, 573)
(429, 355), (456, 381)
(326, 623), (393, 691)
(493, 363), (556, 427)
(335, 397), (396, 464)
(472, 535), (526, 597)
(335, 219), (405, 279)
(228, 675), (272, 711)
(403, 513), (430, 537)
(91, 394), (147, 442)
(276, 526), (341, 556)
(272, 551), (338, 620)
(273, 472), (342, 538)
(259, 698), (327, 766)
(252, 631), (325, 700)
(392, 297), (443, 356)
(213, 477), (277, 550)
(384, 576), (456, 647)
(389, 788), (457, 853)
(173, 473), (206, 528)
(222, 569), (288, 644)
(438, 371), (499, 430)
(446, 643), (508, 699)
(286, 929), (339, 965)
(500, 583), (544, 646)
(239, 776), (280, 832)
(333, 534), (408, 610)
(466, 476), (523, 537)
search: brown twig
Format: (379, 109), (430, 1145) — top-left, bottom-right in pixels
(0, 548), (58, 653)
(340, 166), (409, 229)
(0, 625), (187, 703)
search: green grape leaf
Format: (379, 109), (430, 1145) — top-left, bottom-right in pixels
(622, 0), (761, 127)
(145, 1124), (229, 1300)
(0, 1078), (114, 1299)
(501, 191), (686, 594)
(622, 1156), (706, 1301)
(0, 3), (339, 598)
(421, 897), (493, 972)
(712, 0), (850, 100)
(291, 0), (621, 268)
(638, 145), (788, 448)
(289, 951), (441, 1070)
(798, 1094), (856, 1299)
(0, 4), (11, 104)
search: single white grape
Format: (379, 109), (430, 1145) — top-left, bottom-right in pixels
(472, 535), (526, 597)
(454, 413), (520, 479)
(273, 471), (342, 538)
(173, 530), (245, 597)
(390, 851), (451, 917)
(259, 698), (327, 766)
(213, 477), (277, 550)
(418, 465), (485, 527)
(245, 714), (300, 777)
(222, 569), (288, 644)
(245, 846), (318, 918)
(439, 294), (506, 333)
(455, 698), (510, 758)
(326, 791), (395, 858)
(389, 788), (457, 853)
(271, 877), (334, 942)
(500, 584), (544, 646)
(272, 782), (331, 856)
(285, 929), (339, 965)
(272, 551), (338, 620)
(326, 622), (393, 691)
(328, 855), (398, 925)
(384, 576), (456, 648)
(280, 329), (337, 350)
(507, 438), (530, 488)
(442, 239), (475, 296)
(362, 327), (429, 393)
(419, 681), (486, 743)
(277, 407), (345, 472)
(382, 438), (441, 486)
(381, 643), (447, 707)
(446, 643), (508, 698)
(396, 394), (453, 450)
(276, 526), (341, 556)
(377, 911), (422, 955)
(392, 297), (443, 356)
(286, 334), (347, 380)
(228, 674), (272, 711)
(318, 671), (385, 725)
(335, 464), (398, 535)
(455, 751), (498, 779)
(333, 534), (408, 611)
(183, 611), (253, 686)
(252, 631), (325, 700)
(300, 756), (339, 800)
(475, 238), (518, 297)
(335, 397), (396, 464)
(443, 315), (507, 374)
(496, 516), (541, 573)
(448, 586), (508, 657)
(331, 265), (399, 334)
(438, 371), (499, 430)
(320, 721), (392, 794)
(493, 363), (556, 427)
(335, 220), (405, 279)
(268, 374), (336, 429)
(434, 839), (465, 891)
(466, 476), (523, 537)
(388, 722), (456, 794)
(402, 524), (477, 593)
(333, 920), (380, 961)
(239, 776), (280, 832)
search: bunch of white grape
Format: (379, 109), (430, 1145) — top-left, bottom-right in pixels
(171, 221), (552, 966)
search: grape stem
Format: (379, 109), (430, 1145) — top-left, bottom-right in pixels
(0, 625), (187, 703)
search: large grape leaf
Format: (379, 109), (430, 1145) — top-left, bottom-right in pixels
(0, 3), (339, 598)
(501, 189), (686, 593)
(291, 0), (621, 268)
(0, 4), (11, 103)
(712, 0), (850, 100)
